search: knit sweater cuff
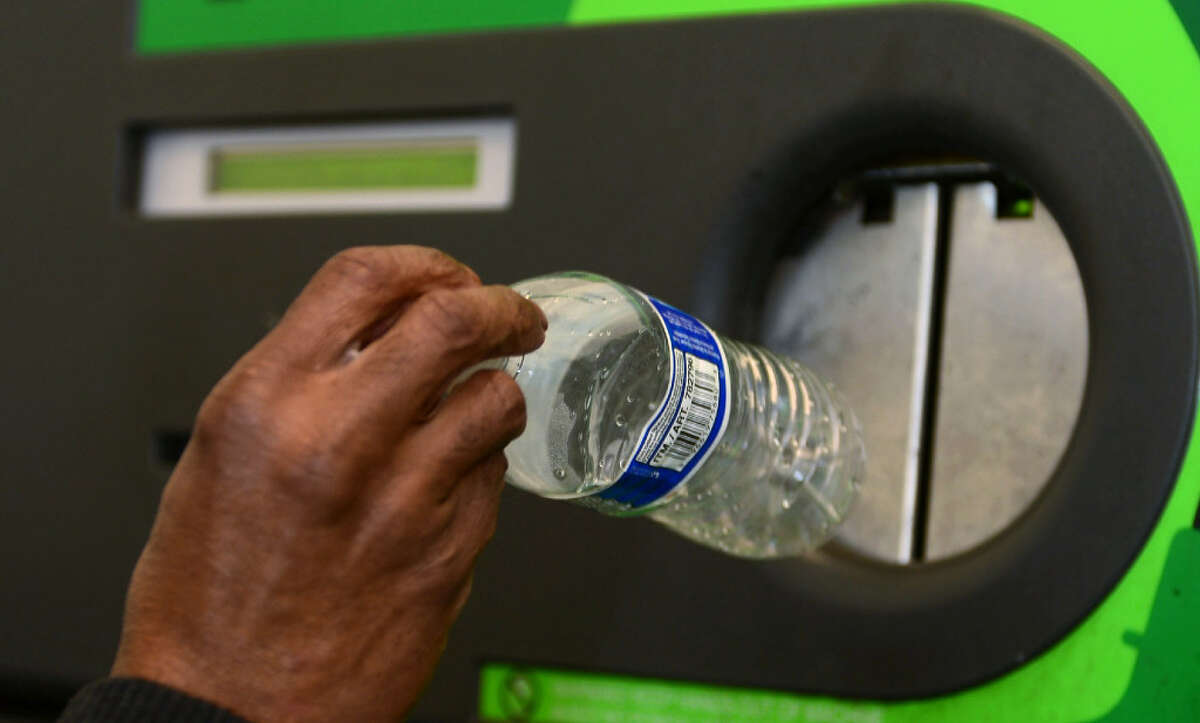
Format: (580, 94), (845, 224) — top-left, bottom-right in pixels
(59, 677), (250, 723)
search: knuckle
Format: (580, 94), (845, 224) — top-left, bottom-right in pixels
(476, 504), (500, 548)
(446, 377), (526, 457)
(483, 374), (527, 435)
(493, 453), (510, 478)
(482, 517), (499, 546)
(192, 393), (235, 444)
(413, 289), (487, 348)
(400, 246), (481, 287)
(390, 480), (454, 535)
(452, 577), (474, 615)
(421, 541), (473, 591)
(277, 424), (352, 507)
(482, 371), (525, 412)
(323, 247), (387, 292)
(194, 366), (357, 515)
(408, 493), (499, 592)
(464, 511), (500, 567)
(194, 362), (277, 443)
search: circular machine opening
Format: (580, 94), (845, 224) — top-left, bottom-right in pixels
(683, 6), (1196, 696)
(757, 158), (1089, 565)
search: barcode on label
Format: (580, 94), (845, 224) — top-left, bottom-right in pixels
(650, 354), (720, 472)
(636, 350), (687, 465)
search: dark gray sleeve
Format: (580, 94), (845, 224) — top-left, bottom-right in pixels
(58, 678), (250, 723)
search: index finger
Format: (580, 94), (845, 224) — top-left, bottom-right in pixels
(352, 284), (547, 424)
(265, 246), (481, 368)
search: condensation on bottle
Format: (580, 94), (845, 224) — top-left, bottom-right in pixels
(495, 272), (864, 558)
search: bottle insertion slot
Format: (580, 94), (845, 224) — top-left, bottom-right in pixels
(762, 161), (1087, 565)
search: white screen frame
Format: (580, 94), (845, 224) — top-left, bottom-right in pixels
(140, 118), (516, 217)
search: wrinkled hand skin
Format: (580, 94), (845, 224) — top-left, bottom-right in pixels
(111, 246), (547, 722)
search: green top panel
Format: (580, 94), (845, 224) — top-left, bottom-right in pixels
(136, 0), (1200, 61)
(135, 0), (574, 54)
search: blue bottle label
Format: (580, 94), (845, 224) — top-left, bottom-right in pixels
(592, 294), (731, 509)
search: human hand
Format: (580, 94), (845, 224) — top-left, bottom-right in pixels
(111, 246), (546, 721)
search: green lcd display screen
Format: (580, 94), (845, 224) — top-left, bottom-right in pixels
(209, 140), (478, 192)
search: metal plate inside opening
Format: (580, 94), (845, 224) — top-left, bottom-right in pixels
(761, 164), (1089, 564)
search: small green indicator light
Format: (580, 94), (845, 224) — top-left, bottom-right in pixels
(1009, 198), (1034, 218)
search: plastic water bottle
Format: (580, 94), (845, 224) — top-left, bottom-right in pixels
(496, 272), (864, 558)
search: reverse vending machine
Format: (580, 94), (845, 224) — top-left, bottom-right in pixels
(1, 2), (1197, 720)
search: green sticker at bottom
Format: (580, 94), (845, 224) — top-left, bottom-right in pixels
(478, 664), (885, 722)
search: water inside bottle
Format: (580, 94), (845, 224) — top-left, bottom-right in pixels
(496, 273), (864, 558)
(503, 275), (670, 499)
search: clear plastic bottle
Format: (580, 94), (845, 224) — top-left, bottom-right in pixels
(496, 272), (864, 558)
